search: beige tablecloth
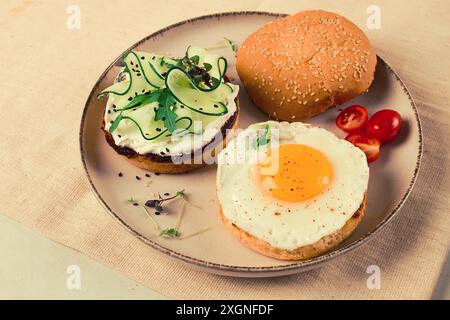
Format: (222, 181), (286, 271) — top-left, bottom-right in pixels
(1, 0), (449, 299)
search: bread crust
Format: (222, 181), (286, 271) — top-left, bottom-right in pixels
(219, 194), (366, 261)
(236, 10), (377, 121)
(102, 99), (240, 174)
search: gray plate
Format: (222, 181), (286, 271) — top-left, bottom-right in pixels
(79, 12), (422, 277)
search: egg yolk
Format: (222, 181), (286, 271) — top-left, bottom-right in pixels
(259, 144), (333, 202)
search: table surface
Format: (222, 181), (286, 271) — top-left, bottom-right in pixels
(1, 0), (449, 300)
(1, 208), (448, 299)
(0, 215), (165, 299)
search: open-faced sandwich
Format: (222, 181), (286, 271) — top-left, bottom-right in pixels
(98, 46), (240, 173)
(217, 121), (369, 260)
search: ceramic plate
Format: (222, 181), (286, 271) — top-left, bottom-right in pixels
(80, 12), (422, 277)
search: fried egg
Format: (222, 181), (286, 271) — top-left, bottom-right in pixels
(217, 121), (369, 251)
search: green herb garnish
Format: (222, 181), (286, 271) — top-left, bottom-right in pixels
(117, 91), (161, 112)
(109, 88), (179, 134)
(159, 228), (180, 238)
(145, 190), (184, 213)
(127, 191), (205, 240)
(108, 113), (123, 133)
(224, 37), (237, 52)
(203, 62), (212, 72)
(190, 55), (200, 65)
(127, 196), (137, 203)
(154, 89), (177, 132)
(103, 46), (229, 135)
(176, 190), (186, 198)
(255, 124), (271, 148)
(127, 197), (161, 231)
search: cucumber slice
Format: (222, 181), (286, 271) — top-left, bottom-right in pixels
(120, 114), (193, 141)
(98, 80), (130, 97)
(165, 67), (232, 116)
(101, 47), (236, 141)
(133, 51), (177, 87)
(98, 51), (159, 97)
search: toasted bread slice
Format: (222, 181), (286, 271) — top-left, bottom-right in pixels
(102, 98), (240, 174)
(219, 194), (366, 261)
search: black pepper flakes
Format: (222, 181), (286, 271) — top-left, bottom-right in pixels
(118, 172), (123, 177)
(145, 173), (150, 178)
(135, 176), (141, 180)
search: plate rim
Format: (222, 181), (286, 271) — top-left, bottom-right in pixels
(79, 11), (423, 274)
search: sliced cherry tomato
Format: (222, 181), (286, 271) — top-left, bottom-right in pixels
(366, 109), (402, 144)
(336, 105), (369, 133)
(346, 132), (381, 163)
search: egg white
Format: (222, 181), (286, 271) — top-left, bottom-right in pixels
(217, 121), (369, 250)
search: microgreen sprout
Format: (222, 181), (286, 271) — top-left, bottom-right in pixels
(254, 124), (271, 148)
(205, 38), (238, 52)
(159, 228), (180, 239)
(126, 197), (160, 231)
(127, 190), (205, 240)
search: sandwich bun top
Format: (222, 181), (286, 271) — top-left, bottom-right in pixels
(236, 10), (377, 121)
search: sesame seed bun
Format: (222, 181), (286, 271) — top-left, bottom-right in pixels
(236, 10), (377, 121)
(219, 194), (366, 261)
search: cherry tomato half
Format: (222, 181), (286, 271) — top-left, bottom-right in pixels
(366, 109), (402, 144)
(336, 105), (369, 133)
(346, 132), (381, 163)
